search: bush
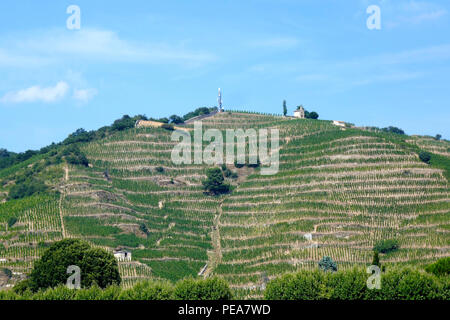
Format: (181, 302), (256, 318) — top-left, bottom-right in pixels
(173, 277), (232, 300)
(7, 217), (17, 228)
(327, 269), (368, 300)
(111, 115), (135, 131)
(119, 281), (173, 300)
(161, 123), (175, 131)
(63, 145), (89, 167)
(425, 257), (450, 277)
(155, 166), (164, 173)
(264, 271), (326, 300)
(202, 167), (230, 195)
(169, 115), (184, 124)
(139, 223), (149, 236)
(264, 268), (447, 300)
(183, 107), (217, 121)
(221, 164), (237, 178)
(318, 256), (337, 272)
(372, 268), (442, 300)
(382, 126), (405, 135)
(1, 268), (12, 279)
(373, 239), (399, 254)
(306, 111), (319, 119)
(8, 179), (48, 200)
(28, 239), (121, 291)
(419, 151), (432, 164)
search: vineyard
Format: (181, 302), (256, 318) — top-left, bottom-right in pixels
(0, 111), (449, 298)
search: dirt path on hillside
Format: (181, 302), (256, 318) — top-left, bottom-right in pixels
(59, 164), (68, 238)
(203, 200), (224, 278)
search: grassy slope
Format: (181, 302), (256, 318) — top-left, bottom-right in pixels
(0, 112), (449, 296)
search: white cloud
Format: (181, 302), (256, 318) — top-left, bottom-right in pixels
(379, 0), (447, 28)
(0, 28), (216, 69)
(73, 88), (98, 103)
(1, 81), (69, 103)
(247, 43), (450, 94)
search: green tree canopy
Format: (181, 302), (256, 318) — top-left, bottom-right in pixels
(28, 239), (121, 291)
(419, 151), (432, 164)
(425, 257), (450, 277)
(373, 239), (399, 254)
(202, 167), (230, 195)
(318, 256), (338, 272)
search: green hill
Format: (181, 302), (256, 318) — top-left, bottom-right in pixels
(0, 111), (449, 298)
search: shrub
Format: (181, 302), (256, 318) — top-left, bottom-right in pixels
(111, 115), (135, 131)
(373, 239), (399, 254)
(419, 151), (432, 164)
(173, 277), (233, 300)
(155, 166), (164, 173)
(221, 164), (236, 178)
(139, 223), (149, 236)
(264, 271), (325, 300)
(7, 217), (17, 228)
(264, 268), (447, 300)
(327, 269), (368, 300)
(372, 251), (381, 267)
(161, 123), (174, 131)
(307, 111), (319, 119)
(202, 167), (230, 195)
(8, 179), (48, 200)
(1, 268), (12, 279)
(425, 257), (450, 277)
(169, 115), (184, 124)
(372, 268), (442, 300)
(119, 281), (173, 300)
(319, 256), (337, 272)
(382, 126), (405, 135)
(183, 107), (217, 121)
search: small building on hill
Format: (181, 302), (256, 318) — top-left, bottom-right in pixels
(114, 249), (131, 262)
(333, 120), (346, 127)
(293, 106), (305, 119)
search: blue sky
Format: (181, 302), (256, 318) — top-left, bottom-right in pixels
(0, 0), (449, 152)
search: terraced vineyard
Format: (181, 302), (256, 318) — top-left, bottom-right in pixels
(0, 111), (449, 297)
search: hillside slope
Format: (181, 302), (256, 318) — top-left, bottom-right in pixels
(0, 112), (449, 296)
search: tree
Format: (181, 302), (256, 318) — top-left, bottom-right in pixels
(419, 151), (432, 164)
(111, 115), (135, 131)
(373, 239), (399, 254)
(7, 217), (17, 228)
(425, 257), (450, 277)
(318, 256), (337, 272)
(1, 268), (12, 279)
(382, 126), (405, 135)
(435, 134), (442, 141)
(28, 239), (121, 291)
(169, 115), (184, 124)
(283, 100), (287, 116)
(161, 123), (175, 131)
(372, 251), (381, 267)
(139, 223), (149, 236)
(202, 167), (230, 195)
(0, 148), (9, 158)
(308, 111), (319, 119)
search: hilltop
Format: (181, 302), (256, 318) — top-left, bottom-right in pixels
(0, 110), (449, 298)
